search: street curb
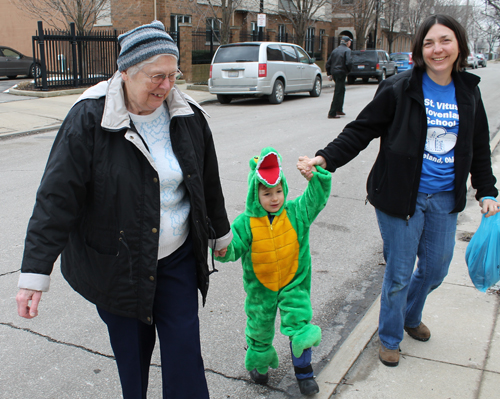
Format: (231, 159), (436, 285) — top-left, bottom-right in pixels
(0, 124), (62, 140)
(315, 297), (380, 398)
(8, 87), (87, 98)
(314, 128), (500, 398)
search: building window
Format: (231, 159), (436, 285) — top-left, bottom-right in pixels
(278, 25), (287, 42)
(94, 0), (111, 26)
(305, 27), (315, 53)
(206, 18), (221, 44)
(171, 15), (192, 32)
(319, 29), (325, 51)
(279, 0), (298, 13)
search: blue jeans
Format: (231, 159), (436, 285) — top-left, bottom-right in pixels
(376, 191), (457, 350)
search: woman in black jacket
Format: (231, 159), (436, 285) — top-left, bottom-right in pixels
(16, 21), (231, 398)
(299, 14), (499, 368)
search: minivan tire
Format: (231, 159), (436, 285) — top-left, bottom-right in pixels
(269, 80), (284, 104)
(217, 94), (232, 104)
(377, 70), (386, 83)
(348, 76), (355, 84)
(310, 76), (322, 97)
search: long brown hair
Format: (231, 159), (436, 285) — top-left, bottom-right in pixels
(411, 14), (469, 72)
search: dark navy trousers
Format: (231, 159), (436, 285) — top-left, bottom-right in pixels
(97, 236), (209, 399)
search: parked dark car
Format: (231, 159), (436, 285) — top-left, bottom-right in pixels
(348, 49), (397, 84)
(0, 46), (41, 79)
(390, 52), (413, 72)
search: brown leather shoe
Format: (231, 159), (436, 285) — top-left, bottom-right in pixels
(337, 111), (346, 115)
(404, 322), (431, 342)
(328, 114), (341, 119)
(379, 344), (400, 367)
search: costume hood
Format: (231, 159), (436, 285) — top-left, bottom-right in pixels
(245, 147), (289, 217)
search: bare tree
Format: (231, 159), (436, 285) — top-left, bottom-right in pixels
(380, 0), (404, 53)
(350, 0), (377, 50)
(11, 0), (111, 31)
(198, 0), (248, 45)
(487, 0), (500, 14)
(405, 0), (435, 42)
(277, 0), (331, 47)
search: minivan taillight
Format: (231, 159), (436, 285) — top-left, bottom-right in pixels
(258, 63), (267, 77)
(376, 63), (380, 70)
(209, 65), (213, 79)
(409, 54), (413, 65)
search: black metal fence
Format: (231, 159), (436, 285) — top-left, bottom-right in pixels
(192, 30), (229, 65)
(32, 21), (122, 90)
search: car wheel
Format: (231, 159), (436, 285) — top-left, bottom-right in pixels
(268, 80), (284, 104)
(394, 67), (398, 75)
(377, 70), (386, 83)
(30, 63), (41, 78)
(309, 76), (321, 97)
(217, 94), (232, 104)
(362, 77), (369, 83)
(7, 75), (17, 79)
(348, 76), (355, 84)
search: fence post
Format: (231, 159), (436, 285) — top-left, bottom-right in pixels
(37, 21), (48, 91)
(178, 23), (193, 83)
(70, 23), (78, 87)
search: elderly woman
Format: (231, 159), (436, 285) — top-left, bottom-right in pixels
(16, 21), (231, 398)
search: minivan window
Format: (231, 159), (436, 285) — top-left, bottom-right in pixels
(296, 46), (310, 64)
(281, 45), (298, 62)
(267, 45), (284, 61)
(213, 45), (260, 63)
(351, 51), (377, 62)
(378, 52), (386, 62)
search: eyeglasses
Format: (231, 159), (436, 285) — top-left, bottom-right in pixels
(141, 69), (182, 84)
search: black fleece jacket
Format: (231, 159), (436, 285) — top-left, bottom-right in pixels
(317, 68), (497, 220)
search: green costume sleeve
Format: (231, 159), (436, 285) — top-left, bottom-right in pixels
(290, 165), (331, 227)
(214, 213), (252, 263)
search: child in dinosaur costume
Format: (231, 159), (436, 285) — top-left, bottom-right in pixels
(215, 147), (331, 396)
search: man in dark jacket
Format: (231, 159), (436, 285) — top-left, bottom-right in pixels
(325, 36), (352, 119)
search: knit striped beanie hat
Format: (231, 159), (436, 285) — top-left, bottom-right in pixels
(117, 20), (179, 72)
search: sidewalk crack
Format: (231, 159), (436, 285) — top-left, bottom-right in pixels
(0, 269), (20, 277)
(204, 368), (291, 395)
(0, 322), (115, 360)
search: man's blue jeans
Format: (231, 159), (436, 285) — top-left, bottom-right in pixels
(376, 191), (457, 350)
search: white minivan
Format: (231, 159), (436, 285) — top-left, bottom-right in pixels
(208, 42), (322, 104)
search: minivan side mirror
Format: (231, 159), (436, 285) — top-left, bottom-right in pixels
(310, 58), (316, 63)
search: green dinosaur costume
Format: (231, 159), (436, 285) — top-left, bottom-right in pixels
(216, 147), (331, 375)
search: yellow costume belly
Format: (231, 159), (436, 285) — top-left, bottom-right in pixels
(250, 210), (299, 291)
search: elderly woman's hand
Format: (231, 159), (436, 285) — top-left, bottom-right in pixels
(16, 288), (42, 318)
(214, 248), (228, 257)
(480, 198), (500, 218)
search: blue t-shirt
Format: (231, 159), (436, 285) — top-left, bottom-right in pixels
(418, 72), (459, 194)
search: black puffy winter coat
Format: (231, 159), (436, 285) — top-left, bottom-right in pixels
(317, 68), (497, 220)
(20, 73), (231, 324)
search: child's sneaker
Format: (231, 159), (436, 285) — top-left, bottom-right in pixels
(249, 369), (268, 385)
(297, 377), (319, 395)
